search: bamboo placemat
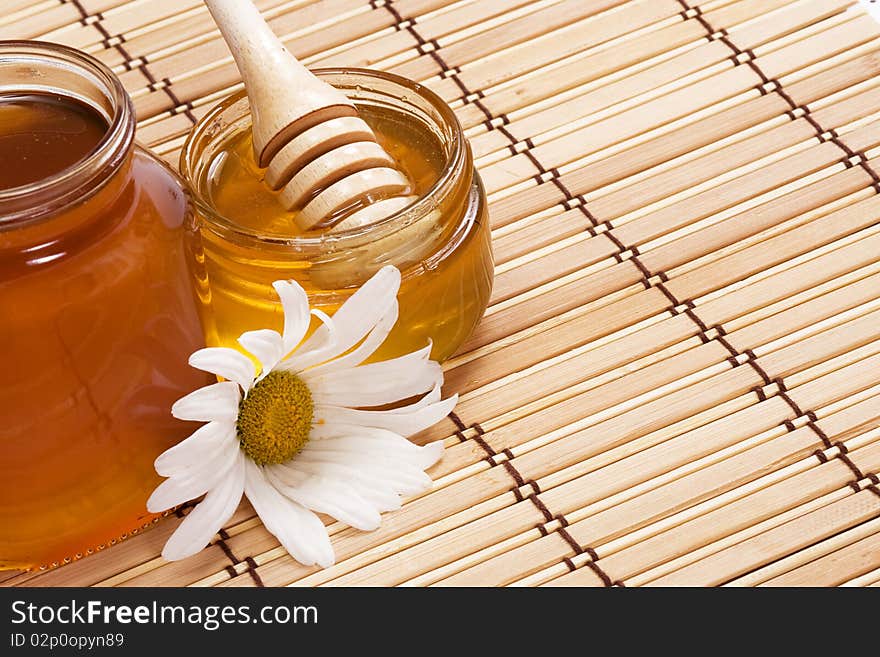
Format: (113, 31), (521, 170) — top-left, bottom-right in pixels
(4, 0), (880, 588)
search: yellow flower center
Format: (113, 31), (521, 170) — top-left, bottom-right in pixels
(236, 371), (314, 465)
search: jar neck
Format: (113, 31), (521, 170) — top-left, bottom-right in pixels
(0, 41), (136, 229)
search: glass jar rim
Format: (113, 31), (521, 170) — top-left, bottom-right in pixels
(0, 40), (134, 227)
(179, 67), (468, 251)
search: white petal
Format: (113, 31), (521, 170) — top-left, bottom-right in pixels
(307, 425), (444, 470)
(304, 343), (441, 408)
(147, 435), (240, 511)
(273, 280), (310, 355)
(238, 329), (284, 379)
(154, 420), (237, 478)
(294, 448), (432, 496)
(244, 460), (334, 568)
(277, 309), (338, 373)
(266, 466), (381, 531)
(302, 300), (398, 376)
(314, 392), (457, 437)
(277, 461), (401, 513)
(417, 440), (444, 471)
(171, 381), (241, 422)
(290, 266), (400, 368)
(161, 452), (245, 561)
(189, 347), (255, 393)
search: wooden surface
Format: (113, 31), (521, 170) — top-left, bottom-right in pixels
(3, 0), (880, 587)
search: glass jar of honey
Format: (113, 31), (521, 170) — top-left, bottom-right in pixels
(180, 69), (493, 363)
(0, 42), (209, 570)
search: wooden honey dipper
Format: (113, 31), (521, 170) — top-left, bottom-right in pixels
(204, 0), (416, 232)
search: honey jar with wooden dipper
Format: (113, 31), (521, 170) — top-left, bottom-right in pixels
(181, 0), (494, 364)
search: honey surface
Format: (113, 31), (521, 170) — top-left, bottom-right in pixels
(206, 105), (443, 235)
(0, 93), (107, 190)
(192, 103), (493, 363)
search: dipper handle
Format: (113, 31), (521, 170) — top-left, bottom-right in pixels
(205, 0), (414, 231)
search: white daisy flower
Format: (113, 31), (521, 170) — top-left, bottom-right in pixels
(148, 266), (455, 568)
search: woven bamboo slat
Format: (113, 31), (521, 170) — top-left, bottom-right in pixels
(227, 334), (880, 584)
(4, 0), (880, 587)
(475, 5), (864, 165)
(646, 489), (880, 586)
(82, 330), (872, 588)
(841, 563), (880, 586)
(600, 425), (880, 584)
(338, 384), (880, 583)
(740, 516), (880, 586)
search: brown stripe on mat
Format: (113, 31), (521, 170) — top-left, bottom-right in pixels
(465, 409), (618, 587)
(679, 0), (880, 189)
(61, 0), (198, 125)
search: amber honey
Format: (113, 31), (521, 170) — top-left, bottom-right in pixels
(0, 93), (107, 189)
(182, 69), (493, 363)
(206, 105), (442, 235)
(0, 43), (207, 570)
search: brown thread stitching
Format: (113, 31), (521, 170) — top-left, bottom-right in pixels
(384, 2), (880, 575)
(557, 531), (614, 588)
(774, 378), (807, 420)
(447, 410), (467, 431)
(584, 560), (614, 587)
(744, 350), (774, 386)
(654, 281), (679, 306)
(178, 506), (248, 582)
(447, 413), (474, 442)
(557, 527), (584, 555)
(215, 528), (241, 567)
(752, 384), (768, 402)
(160, 79), (198, 123)
(503, 461), (526, 488)
(448, 361), (614, 586)
(385, 0), (663, 279)
(716, 334), (743, 366)
(834, 441), (867, 481)
(63, 0), (198, 124)
(384, 0), (677, 289)
(528, 494), (554, 523)
(805, 411), (833, 449)
(469, 426), (557, 525)
(778, 405), (829, 447)
(380, 0), (648, 256)
(817, 439), (880, 497)
(656, 281), (779, 384)
(678, 0), (880, 191)
(380, 0), (477, 107)
(467, 428), (538, 507)
(472, 434), (498, 467)
(244, 557), (265, 587)
(682, 303), (710, 332)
